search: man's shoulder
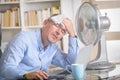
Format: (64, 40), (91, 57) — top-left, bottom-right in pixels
(16, 29), (39, 37)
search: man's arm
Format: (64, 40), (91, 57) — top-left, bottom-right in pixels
(51, 37), (79, 68)
(62, 18), (79, 64)
(51, 18), (79, 68)
(0, 34), (26, 79)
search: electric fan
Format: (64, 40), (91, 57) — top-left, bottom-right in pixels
(76, 2), (116, 71)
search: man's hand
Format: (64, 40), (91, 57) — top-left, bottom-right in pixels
(62, 18), (75, 37)
(25, 70), (49, 80)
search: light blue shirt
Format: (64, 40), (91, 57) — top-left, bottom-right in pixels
(0, 29), (79, 79)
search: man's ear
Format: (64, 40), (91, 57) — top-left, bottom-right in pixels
(43, 19), (49, 25)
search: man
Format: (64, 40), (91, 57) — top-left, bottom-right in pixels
(0, 14), (79, 80)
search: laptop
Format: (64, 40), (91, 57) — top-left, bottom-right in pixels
(75, 44), (93, 70)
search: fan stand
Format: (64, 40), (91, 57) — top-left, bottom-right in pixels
(87, 32), (116, 71)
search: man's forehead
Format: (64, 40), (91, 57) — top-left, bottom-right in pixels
(50, 14), (66, 24)
(56, 23), (66, 30)
(49, 15), (66, 30)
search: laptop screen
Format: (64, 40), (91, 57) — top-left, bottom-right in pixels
(75, 44), (93, 70)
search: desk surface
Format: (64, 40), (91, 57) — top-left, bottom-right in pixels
(48, 70), (100, 80)
(48, 69), (120, 80)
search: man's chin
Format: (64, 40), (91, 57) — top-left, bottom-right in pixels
(49, 40), (57, 43)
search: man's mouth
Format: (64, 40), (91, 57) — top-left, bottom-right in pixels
(52, 34), (57, 40)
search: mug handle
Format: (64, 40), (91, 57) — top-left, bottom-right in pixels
(66, 65), (72, 73)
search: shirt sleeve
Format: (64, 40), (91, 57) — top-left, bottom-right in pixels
(0, 33), (27, 79)
(52, 37), (79, 68)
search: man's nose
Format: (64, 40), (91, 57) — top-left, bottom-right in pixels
(56, 28), (61, 35)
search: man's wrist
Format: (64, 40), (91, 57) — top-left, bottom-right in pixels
(69, 34), (77, 38)
(23, 72), (30, 80)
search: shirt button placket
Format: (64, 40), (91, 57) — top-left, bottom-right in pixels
(39, 48), (44, 70)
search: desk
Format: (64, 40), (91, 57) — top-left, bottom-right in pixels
(2, 68), (120, 80)
(48, 69), (100, 80)
(15, 74), (99, 80)
(48, 74), (100, 80)
(48, 68), (120, 80)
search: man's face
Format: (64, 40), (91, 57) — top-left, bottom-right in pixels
(47, 21), (66, 43)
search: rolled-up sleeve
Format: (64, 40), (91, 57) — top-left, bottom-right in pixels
(67, 37), (79, 64)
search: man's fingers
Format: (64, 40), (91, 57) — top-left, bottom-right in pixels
(27, 70), (49, 80)
(42, 71), (49, 77)
(36, 70), (49, 79)
(36, 74), (43, 80)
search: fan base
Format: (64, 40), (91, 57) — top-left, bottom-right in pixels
(87, 61), (116, 71)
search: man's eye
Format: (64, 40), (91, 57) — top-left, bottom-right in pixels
(61, 29), (66, 35)
(55, 24), (60, 27)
